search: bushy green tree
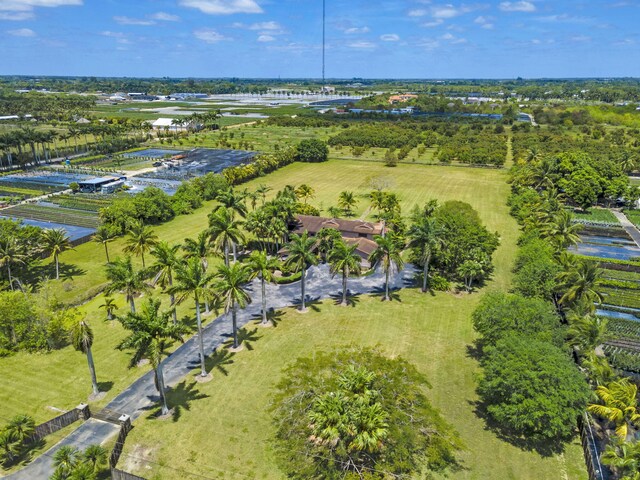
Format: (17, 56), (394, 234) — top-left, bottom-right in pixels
(478, 335), (590, 441)
(512, 236), (561, 299)
(272, 347), (462, 479)
(296, 138), (329, 163)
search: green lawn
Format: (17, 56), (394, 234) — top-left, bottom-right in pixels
(571, 207), (619, 224)
(1, 160), (587, 479)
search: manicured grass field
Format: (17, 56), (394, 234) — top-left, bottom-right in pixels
(0, 160), (587, 479)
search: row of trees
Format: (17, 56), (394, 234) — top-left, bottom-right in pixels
(501, 152), (640, 478)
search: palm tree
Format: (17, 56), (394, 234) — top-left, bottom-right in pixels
(6, 414), (35, 445)
(123, 221), (158, 268)
(170, 257), (215, 378)
(81, 444), (107, 473)
(42, 228), (73, 280)
(338, 190), (357, 216)
(557, 259), (603, 310)
(70, 320), (100, 397)
(285, 232), (319, 312)
(369, 235), (404, 301)
(328, 239), (362, 306)
(99, 296), (117, 321)
(407, 217), (443, 292)
(602, 439), (640, 479)
(0, 238), (25, 291)
(0, 429), (20, 466)
(588, 379), (640, 441)
(208, 206), (245, 266)
(216, 262), (251, 348)
(217, 188), (247, 218)
(183, 230), (212, 270)
(567, 313), (608, 356)
(295, 184), (315, 204)
(255, 184), (272, 206)
(151, 241), (181, 324)
(246, 250), (279, 325)
(104, 256), (149, 313)
(118, 298), (186, 416)
(543, 209), (582, 252)
(92, 227), (113, 264)
(52, 445), (80, 478)
(581, 351), (616, 388)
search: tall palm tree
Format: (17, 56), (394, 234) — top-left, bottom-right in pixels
(285, 232), (319, 312)
(295, 184), (315, 204)
(183, 230), (212, 270)
(369, 235), (404, 301)
(118, 298), (186, 416)
(557, 259), (603, 310)
(0, 238), (25, 291)
(70, 320), (99, 397)
(567, 313), (608, 356)
(338, 190), (357, 216)
(42, 228), (73, 280)
(216, 262), (251, 349)
(92, 227), (113, 264)
(104, 256), (149, 313)
(99, 296), (117, 321)
(255, 184), (272, 206)
(246, 250), (279, 325)
(543, 209), (582, 253)
(407, 217), (443, 293)
(208, 206), (245, 266)
(588, 379), (640, 441)
(150, 241), (181, 324)
(81, 444), (107, 473)
(123, 221), (158, 268)
(170, 257), (215, 378)
(217, 188), (247, 218)
(328, 239), (362, 306)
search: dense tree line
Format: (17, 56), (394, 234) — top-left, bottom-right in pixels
(435, 131), (507, 166)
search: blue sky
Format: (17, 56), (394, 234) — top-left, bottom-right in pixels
(0, 0), (639, 78)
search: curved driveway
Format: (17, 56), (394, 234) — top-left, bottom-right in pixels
(7, 263), (415, 479)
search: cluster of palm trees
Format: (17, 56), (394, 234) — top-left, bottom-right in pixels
(0, 414), (35, 467)
(51, 443), (107, 480)
(169, 111), (220, 134)
(0, 226), (73, 290)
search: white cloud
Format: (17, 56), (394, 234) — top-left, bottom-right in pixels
(150, 12), (180, 21)
(0, 0), (82, 12)
(0, 11), (33, 19)
(416, 38), (440, 50)
(194, 28), (227, 42)
(257, 34), (274, 42)
(7, 27), (35, 36)
(113, 16), (155, 26)
(344, 26), (370, 34)
(179, 0), (262, 15)
(408, 8), (429, 17)
(348, 41), (376, 49)
(380, 33), (399, 41)
(499, 1), (536, 12)
(101, 30), (131, 44)
(432, 5), (471, 19)
(474, 15), (494, 29)
(422, 19), (444, 27)
(248, 21), (281, 30)
(441, 32), (467, 43)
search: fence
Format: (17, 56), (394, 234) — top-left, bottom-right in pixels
(109, 414), (148, 479)
(30, 404), (89, 442)
(577, 413), (608, 480)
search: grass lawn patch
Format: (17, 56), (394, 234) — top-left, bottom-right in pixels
(571, 207), (619, 224)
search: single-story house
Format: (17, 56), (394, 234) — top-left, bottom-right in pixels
(151, 118), (198, 131)
(289, 215), (385, 267)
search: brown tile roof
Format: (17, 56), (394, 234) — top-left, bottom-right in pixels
(292, 215), (384, 236)
(344, 237), (378, 258)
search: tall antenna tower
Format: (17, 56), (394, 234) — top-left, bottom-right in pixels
(322, 0), (326, 86)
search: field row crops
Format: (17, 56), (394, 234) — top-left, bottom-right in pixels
(602, 268), (640, 282)
(603, 344), (640, 373)
(0, 180), (63, 193)
(607, 317), (640, 340)
(48, 194), (113, 213)
(625, 209), (640, 229)
(2, 204), (100, 228)
(601, 287), (640, 309)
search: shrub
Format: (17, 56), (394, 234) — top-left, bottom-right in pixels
(296, 138), (329, 163)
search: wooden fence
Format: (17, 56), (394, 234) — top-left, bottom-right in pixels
(29, 404), (89, 442)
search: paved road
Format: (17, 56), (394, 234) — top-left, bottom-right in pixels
(6, 263), (415, 479)
(612, 210), (640, 248)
